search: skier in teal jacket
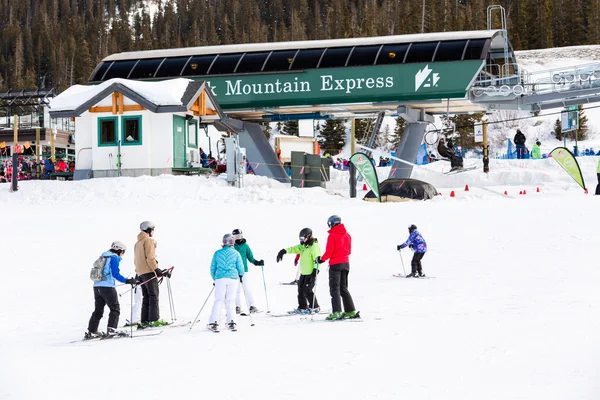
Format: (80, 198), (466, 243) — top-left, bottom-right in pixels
(232, 229), (264, 314)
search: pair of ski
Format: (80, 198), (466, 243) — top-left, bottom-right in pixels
(122, 320), (191, 329)
(71, 330), (163, 343)
(392, 274), (435, 279)
(239, 310), (264, 317)
(442, 165), (478, 175)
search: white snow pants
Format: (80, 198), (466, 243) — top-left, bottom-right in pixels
(236, 272), (256, 309)
(209, 278), (239, 325)
(295, 265), (301, 281)
(131, 285), (142, 324)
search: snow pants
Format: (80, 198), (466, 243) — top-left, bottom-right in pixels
(411, 252), (425, 275)
(298, 271), (319, 310)
(88, 286), (120, 332)
(236, 272), (256, 309)
(595, 173), (600, 195)
(139, 272), (160, 323)
(328, 263), (355, 313)
(209, 278), (239, 325)
(131, 284), (143, 324)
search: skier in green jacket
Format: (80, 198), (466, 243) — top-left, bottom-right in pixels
(276, 228), (321, 314)
(232, 229), (264, 314)
(531, 141), (542, 159)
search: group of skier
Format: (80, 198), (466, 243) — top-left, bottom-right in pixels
(86, 215), (428, 337)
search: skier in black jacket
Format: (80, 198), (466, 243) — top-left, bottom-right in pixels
(514, 129), (527, 159)
(437, 138), (463, 170)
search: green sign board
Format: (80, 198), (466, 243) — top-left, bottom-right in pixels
(202, 60), (484, 110)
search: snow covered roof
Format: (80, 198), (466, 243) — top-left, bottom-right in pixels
(48, 78), (222, 118)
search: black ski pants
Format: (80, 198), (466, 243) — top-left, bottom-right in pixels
(411, 252), (425, 275)
(595, 173), (600, 195)
(88, 286), (120, 332)
(139, 272), (160, 323)
(297, 271), (319, 309)
(329, 263), (355, 313)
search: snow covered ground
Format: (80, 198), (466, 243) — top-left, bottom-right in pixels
(2, 158), (600, 399)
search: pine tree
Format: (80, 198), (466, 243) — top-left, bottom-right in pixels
(318, 119), (347, 154)
(576, 105), (588, 140)
(554, 118), (563, 140)
(260, 122), (272, 140)
(282, 120), (299, 136)
(388, 117), (406, 149)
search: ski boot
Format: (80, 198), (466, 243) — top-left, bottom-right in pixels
(326, 312), (344, 321)
(84, 330), (103, 340)
(236, 306), (241, 314)
(207, 322), (219, 332)
(287, 308), (309, 315)
(288, 280), (298, 285)
(405, 273), (417, 278)
(249, 306), (259, 314)
(309, 307), (320, 314)
(417, 272), (426, 278)
(105, 327), (129, 338)
(227, 321), (237, 331)
(342, 311), (360, 319)
(148, 319), (169, 328)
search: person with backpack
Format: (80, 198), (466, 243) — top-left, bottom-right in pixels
(134, 221), (171, 328)
(397, 224), (428, 278)
(207, 234), (245, 332)
(232, 229), (264, 314)
(86, 241), (136, 339)
(276, 228), (321, 314)
(316, 215), (359, 321)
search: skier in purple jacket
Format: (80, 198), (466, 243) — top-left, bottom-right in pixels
(397, 224), (427, 277)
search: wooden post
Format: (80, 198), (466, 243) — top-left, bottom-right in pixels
(13, 115), (18, 153)
(483, 120), (489, 173)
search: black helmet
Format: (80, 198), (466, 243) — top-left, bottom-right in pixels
(232, 229), (243, 240)
(408, 224), (417, 233)
(299, 228), (313, 243)
(327, 215), (342, 228)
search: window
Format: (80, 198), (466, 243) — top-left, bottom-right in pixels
(155, 57), (190, 78)
(129, 58), (164, 79)
(376, 44), (409, 65)
(181, 55), (215, 76)
(291, 49), (324, 70)
(463, 39), (488, 60)
(263, 50), (297, 72)
(347, 45), (381, 67)
(90, 62), (112, 81)
(434, 40), (468, 62)
(98, 117), (118, 146)
(236, 52), (270, 73)
(102, 61), (138, 80)
(121, 116), (142, 146)
(319, 47), (352, 68)
(404, 42), (438, 63)
(209, 53), (243, 75)
(188, 119), (198, 148)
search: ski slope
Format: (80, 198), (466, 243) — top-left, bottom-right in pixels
(1, 158), (600, 400)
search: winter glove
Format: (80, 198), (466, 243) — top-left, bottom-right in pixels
(409, 244), (414, 250)
(315, 256), (323, 264)
(155, 268), (163, 277)
(294, 259), (298, 267)
(255, 260), (264, 266)
(276, 249), (287, 263)
(239, 275), (243, 283)
(397, 244), (406, 250)
(125, 277), (136, 285)
(162, 269), (172, 279)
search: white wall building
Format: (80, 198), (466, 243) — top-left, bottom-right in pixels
(48, 78), (224, 177)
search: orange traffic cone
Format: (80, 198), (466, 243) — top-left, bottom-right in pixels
(450, 191), (455, 197)
(519, 191), (523, 195)
(504, 190), (508, 195)
(464, 184), (469, 191)
(536, 187), (541, 193)
(362, 184), (367, 191)
(523, 189), (527, 195)
(585, 188), (589, 194)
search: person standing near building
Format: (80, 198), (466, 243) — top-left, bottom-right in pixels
(207, 234), (244, 332)
(134, 221), (170, 328)
(232, 229), (264, 314)
(316, 215), (359, 321)
(86, 241), (136, 339)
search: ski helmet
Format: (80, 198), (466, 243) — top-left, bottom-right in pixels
(408, 224), (417, 233)
(140, 221), (156, 233)
(232, 229), (243, 240)
(111, 241), (127, 252)
(222, 233), (235, 247)
(327, 215), (342, 228)
(299, 228), (313, 243)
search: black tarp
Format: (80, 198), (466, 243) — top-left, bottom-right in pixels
(363, 178), (438, 202)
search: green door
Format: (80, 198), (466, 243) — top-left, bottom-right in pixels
(173, 115), (187, 168)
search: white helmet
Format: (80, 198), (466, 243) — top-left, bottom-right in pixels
(222, 233), (235, 247)
(140, 221), (156, 232)
(111, 241), (127, 252)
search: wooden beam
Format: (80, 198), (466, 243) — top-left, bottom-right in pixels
(117, 92), (124, 114)
(111, 92), (117, 115)
(199, 91), (207, 116)
(89, 104), (146, 113)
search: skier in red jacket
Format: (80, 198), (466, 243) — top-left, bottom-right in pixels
(316, 215), (359, 320)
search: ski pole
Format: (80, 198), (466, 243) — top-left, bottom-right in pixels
(398, 250), (407, 276)
(130, 284), (134, 339)
(311, 263), (319, 321)
(189, 286), (214, 331)
(119, 266), (174, 297)
(166, 277), (175, 322)
(241, 278), (255, 327)
(260, 265), (270, 314)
